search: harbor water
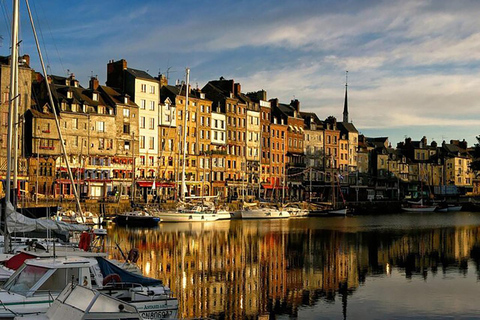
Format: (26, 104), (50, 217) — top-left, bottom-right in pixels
(106, 211), (480, 319)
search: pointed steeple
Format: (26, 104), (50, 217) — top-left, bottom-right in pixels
(343, 70), (349, 123)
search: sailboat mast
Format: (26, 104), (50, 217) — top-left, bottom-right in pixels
(5, 0), (19, 208)
(181, 68), (190, 201)
(25, 0), (84, 219)
(3, 0), (19, 253)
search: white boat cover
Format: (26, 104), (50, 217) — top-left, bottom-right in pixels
(5, 202), (88, 233)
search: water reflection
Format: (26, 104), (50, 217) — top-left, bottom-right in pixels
(107, 213), (480, 319)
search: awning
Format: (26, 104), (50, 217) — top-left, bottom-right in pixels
(137, 181), (153, 188)
(262, 183), (287, 190)
(157, 183), (175, 188)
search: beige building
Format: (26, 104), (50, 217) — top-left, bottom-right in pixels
(106, 59), (160, 200)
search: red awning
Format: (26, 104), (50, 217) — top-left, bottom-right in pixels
(157, 183), (175, 188)
(137, 181), (153, 187)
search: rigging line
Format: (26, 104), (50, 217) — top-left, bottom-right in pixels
(0, 0), (11, 43)
(36, 0), (65, 76)
(31, 0), (51, 74)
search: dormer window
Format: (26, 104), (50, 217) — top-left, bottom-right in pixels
(67, 91), (73, 99)
(124, 96), (128, 104)
(92, 93), (98, 101)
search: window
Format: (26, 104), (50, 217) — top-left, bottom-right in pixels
(98, 138), (105, 149)
(92, 93), (98, 101)
(140, 136), (145, 149)
(149, 137), (155, 149)
(141, 84), (147, 92)
(150, 101), (155, 111)
(149, 118), (155, 129)
(67, 91), (73, 99)
(149, 85), (155, 94)
(140, 117), (145, 129)
(123, 124), (130, 134)
(123, 108), (130, 117)
(96, 121), (105, 132)
(72, 118), (78, 129)
(140, 99), (146, 109)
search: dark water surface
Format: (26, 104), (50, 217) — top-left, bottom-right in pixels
(107, 212), (480, 319)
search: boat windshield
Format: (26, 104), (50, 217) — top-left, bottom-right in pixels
(3, 265), (49, 295)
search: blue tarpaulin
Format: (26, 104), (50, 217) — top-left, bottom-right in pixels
(95, 257), (163, 286)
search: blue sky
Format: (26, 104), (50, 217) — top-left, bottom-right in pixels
(2, 0), (480, 147)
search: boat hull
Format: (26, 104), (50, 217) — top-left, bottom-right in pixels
(235, 208), (290, 219)
(329, 208), (348, 216)
(156, 211), (220, 222)
(113, 215), (160, 227)
(447, 205), (462, 212)
(401, 206), (437, 212)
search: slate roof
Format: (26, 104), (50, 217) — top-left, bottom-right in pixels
(338, 122), (358, 134)
(99, 85), (138, 108)
(299, 112), (323, 130)
(125, 68), (155, 81)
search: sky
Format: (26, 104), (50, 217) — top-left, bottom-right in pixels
(1, 0), (480, 147)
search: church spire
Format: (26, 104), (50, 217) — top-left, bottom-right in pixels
(343, 70), (349, 123)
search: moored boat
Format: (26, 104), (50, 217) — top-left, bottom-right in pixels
(15, 282), (143, 320)
(113, 211), (161, 227)
(0, 256), (178, 318)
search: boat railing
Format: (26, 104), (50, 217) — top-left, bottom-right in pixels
(0, 298), (19, 315)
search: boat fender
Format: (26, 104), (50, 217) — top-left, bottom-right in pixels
(103, 273), (121, 286)
(79, 232), (91, 251)
(127, 248), (139, 263)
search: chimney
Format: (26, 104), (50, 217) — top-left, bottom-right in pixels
(20, 54), (30, 67)
(291, 99), (300, 113)
(89, 76), (99, 90)
(106, 59), (127, 91)
(269, 98), (279, 108)
(234, 83), (241, 95)
(158, 74), (168, 87)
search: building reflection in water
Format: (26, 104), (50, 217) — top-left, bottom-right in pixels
(106, 219), (480, 319)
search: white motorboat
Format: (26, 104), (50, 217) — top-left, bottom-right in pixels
(0, 256), (178, 319)
(401, 205), (437, 212)
(16, 283), (142, 320)
(329, 208), (348, 216)
(447, 205), (462, 212)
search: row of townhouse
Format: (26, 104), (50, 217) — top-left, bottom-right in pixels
(5, 56), (475, 204)
(0, 56), (361, 202)
(353, 136), (476, 201)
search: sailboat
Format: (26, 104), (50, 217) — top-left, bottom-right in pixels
(155, 68), (222, 222)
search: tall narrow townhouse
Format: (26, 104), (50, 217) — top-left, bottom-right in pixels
(270, 99), (305, 201)
(98, 82), (139, 198)
(239, 91), (261, 198)
(106, 59), (159, 200)
(323, 116), (341, 185)
(300, 112), (324, 201)
(268, 113), (288, 201)
(210, 103), (227, 198)
(441, 140), (474, 194)
(0, 54), (32, 195)
(203, 78), (247, 200)
(161, 83), (213, 197)
(157, 75), (178, 200)
(247, 90), (270, 200)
